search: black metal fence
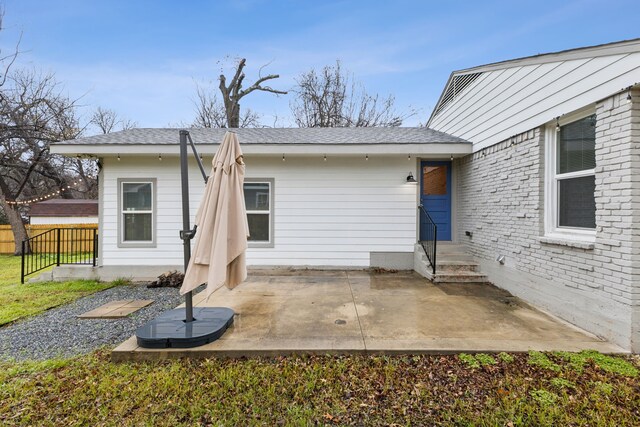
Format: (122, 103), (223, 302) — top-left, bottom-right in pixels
(418, 205), (437, 275)
(21, 227), (98, 284)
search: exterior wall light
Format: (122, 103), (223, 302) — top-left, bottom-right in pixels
(406, 172), (417, 184)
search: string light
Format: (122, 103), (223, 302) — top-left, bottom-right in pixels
(4, 181), (83, 206)
(408, 154), (411, 161)
(323, 154), (327, 162)
(365, 154), (369, 161)
(158, 154), (162, 161)
(450, 154), (454, 161)
(627, 91), (633, 103)
(117, 154), (121, 161)
(282, 154), (285, 162)
(556, 117), (561, 132)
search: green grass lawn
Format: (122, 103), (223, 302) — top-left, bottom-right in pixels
(0, 350), (638, 426)
(0, 255), (116, 326)
(0, 254), (25, 287)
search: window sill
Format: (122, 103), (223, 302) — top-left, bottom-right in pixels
(537, 235), (595, 250)
(248, 242), (274, 249)
(117, 242), (157, 249)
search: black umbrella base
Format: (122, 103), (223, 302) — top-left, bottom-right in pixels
(135, 307), (235, 349)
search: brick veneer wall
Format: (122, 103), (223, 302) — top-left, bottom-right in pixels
(454, 89), (640, 351)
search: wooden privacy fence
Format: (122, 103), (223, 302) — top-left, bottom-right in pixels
(0, 223), (98, 254)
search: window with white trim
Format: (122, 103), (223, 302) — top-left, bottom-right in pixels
(545, 113), (596, 237)
(244, 179), (273, 247)
(119, 180), (155, 245)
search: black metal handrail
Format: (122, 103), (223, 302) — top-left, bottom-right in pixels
(418, 204), (437, 275)
(21, 227), (98, 284)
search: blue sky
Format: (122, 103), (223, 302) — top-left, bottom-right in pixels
(2, 0), (639, 132)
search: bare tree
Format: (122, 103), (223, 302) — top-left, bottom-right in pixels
(90, 106), (137, 134)
(0, 9), (105, 254)
(291, 60), (411, 128)
(120, 118), (137, 131)
(217, 58), (287, 128)
(192, 83), (261, 128)
(0, 69), (81, 254)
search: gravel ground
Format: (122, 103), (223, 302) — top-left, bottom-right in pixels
(0, 283), (200, 361)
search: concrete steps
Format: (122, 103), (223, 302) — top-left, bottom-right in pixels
(414, 243), (490, 284)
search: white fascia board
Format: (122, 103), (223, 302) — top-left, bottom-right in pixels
(50, 143), (473, 157)
(456, 39), (640, 75)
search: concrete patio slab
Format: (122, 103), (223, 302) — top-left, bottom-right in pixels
(112, 270), (623, 361)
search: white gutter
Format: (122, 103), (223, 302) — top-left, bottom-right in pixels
(51, 143), (473, 157)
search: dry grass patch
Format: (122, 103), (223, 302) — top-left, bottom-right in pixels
(0, 351), (638, 426)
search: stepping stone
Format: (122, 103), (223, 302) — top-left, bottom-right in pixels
(77, 300), (154, 319)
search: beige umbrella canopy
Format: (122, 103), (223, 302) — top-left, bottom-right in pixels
(180, 131), (249, 297)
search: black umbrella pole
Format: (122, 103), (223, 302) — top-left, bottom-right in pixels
(179, 130), (194, 323)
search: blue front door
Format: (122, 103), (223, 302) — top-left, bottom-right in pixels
(420, 161), (452, 241)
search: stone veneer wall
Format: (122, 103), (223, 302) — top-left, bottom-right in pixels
(454, 89), (640, 351)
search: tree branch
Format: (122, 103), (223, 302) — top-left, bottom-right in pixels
(239, 74), (288, 98)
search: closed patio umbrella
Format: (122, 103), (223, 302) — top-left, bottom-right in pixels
(136, 130), (245, 348)
(180, 131), (249, 297)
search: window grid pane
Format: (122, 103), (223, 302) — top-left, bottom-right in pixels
(244, 183), (270, 211)
(557, 115), (596, 174)
(124, 213), (152, 241)
(247, 213), (269, 242)
(422, 166), (447, 195)
(123, 183), (152, 211)
(558, 175), (596, 229)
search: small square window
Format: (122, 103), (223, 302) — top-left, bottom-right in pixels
(244, 180), (273, 246)
(119, 179), (155, 246)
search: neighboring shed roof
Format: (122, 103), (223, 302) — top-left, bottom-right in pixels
(30, 199), (98, 217)
(428, 38), (640, 151)
(54, 127), (468, 146)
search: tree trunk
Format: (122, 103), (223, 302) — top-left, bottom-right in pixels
(228, 103), (240, 128)
(0, 200), (28, 255)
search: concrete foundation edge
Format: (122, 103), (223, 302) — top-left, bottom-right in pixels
(370, 251), (414, 270)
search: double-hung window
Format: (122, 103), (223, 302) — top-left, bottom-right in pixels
(244, 179), (273, 247)
(545, 113), (596, 238)
(119, 179), (156, 247)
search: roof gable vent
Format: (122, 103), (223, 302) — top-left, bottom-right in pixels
(433, 72), (482, 116)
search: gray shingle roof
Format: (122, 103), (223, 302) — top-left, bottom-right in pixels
(54, 127), (468, 146)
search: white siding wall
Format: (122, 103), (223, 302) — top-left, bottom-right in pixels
(100, 155), (418, 267)
(30, 216), (98, 225)
(430, 51), (640, 151)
